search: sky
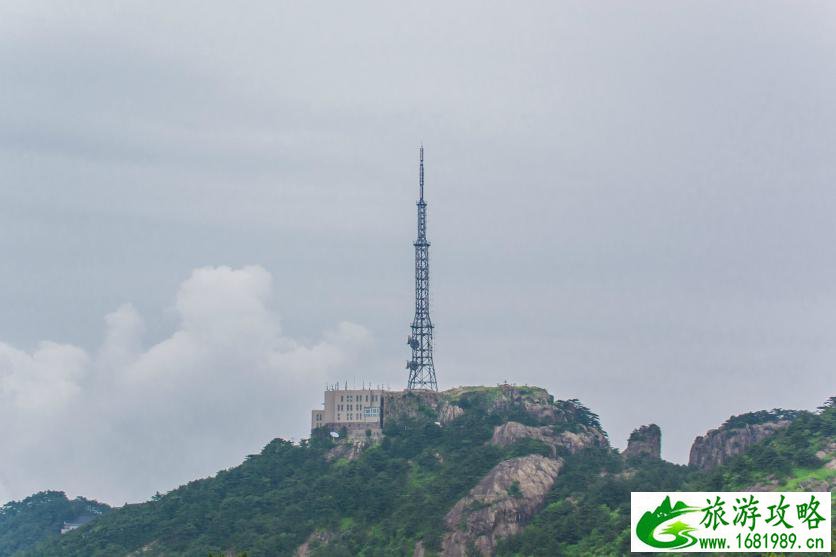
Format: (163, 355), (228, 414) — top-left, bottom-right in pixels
(1, 1), (835, 505)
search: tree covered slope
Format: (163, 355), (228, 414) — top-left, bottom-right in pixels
(0, 491), (109, 556)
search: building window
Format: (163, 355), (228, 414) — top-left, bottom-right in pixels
(340, 395), (344, 402)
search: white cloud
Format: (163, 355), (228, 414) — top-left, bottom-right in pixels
(0, 341), (88, 413)
(0, 266), (372, 505)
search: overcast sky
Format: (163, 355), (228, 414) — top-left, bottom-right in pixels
(1, 1), (835, 505)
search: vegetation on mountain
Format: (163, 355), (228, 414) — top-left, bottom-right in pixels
(498, 399), (835, 557)
(19, 387), (599, 556)
(721, 409), (804, 429)
(495, 448), (690, 556)
(3, 390), (833, 557)
(0, 491), (109, 556)
(698, 399), (836, 491)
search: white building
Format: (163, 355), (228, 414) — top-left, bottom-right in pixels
(311, 385), (385, 432)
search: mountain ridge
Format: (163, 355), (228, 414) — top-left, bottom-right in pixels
(3, 388), (834, 557)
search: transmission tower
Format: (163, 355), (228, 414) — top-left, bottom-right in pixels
(406, 146), (438, 391)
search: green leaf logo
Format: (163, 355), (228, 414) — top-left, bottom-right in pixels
(636, 496), (700, 550)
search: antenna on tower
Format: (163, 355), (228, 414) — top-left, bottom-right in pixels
(419, 144), (425, 201)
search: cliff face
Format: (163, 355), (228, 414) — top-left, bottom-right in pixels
(490, 421), (607, 458)
(623, 424), (661, 460)
(441, 455), (563, 556)
(689, 420), (791, 470)
(441, 419), (608, 557)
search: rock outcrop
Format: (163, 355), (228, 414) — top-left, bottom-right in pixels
(382, 390), (463, 424)
(816, 440), (836, 470)
(623, 424), (661, 460)
(689, 420), (791, 471)
(325, 428), (382, 462)
(383, 385), (566, 430)
(438, 403), (465, 424)
(441, 455), (563, 557)
(803, 441), (836, 491)
(383, 385), (605, 434)
(439, 408), (607, 557)
(326, 439), (369, 462)
(442, 385), (568, 425)
(295, 530), (334, 557)
(490, 421), (607, 457)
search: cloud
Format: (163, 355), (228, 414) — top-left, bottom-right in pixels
(0, 265), (372, 505)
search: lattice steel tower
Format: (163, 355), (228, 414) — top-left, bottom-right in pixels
(406, 146), (438, 391)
